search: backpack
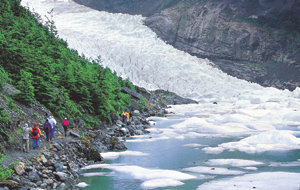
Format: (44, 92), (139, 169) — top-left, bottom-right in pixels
(32, 128), (38, 136)
(44, 124), (50, 132)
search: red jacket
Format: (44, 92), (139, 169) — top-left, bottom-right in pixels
(62, 120), (69, 126)
(31, 127), (41, 139)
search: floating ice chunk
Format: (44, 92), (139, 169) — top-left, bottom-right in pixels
(204, 130), (300, 154)
(205, 159), (264, 167)
(82, 164), (196, 181)
(76, 182), (89, 188)
(81, 172), (115, 177)
(101, 151), (148, 160)
(183, 143), (205, 148)
(197, 172), (300, 190)
(141, 179), (184, 189)
(183, 166), (245, 175)
(242, 167), (258, 170)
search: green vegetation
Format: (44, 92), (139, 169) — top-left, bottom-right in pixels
(0, 66), (9, 91)
(0, 0), (134, 126)
(0, 153), (14, 180)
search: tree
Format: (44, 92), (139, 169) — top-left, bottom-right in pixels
(14, 70), (35, 106)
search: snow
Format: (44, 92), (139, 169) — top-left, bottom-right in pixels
(197, 172), (300, 190)
(101, 150), (148, 160)
(183, 166), (245, 175)
(205, 159), (264, 167)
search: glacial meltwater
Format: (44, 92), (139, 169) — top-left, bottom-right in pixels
(21, 0), (300, 189)
(79, 106), (300, 190)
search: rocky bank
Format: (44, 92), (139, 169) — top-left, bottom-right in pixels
(0, 85), (196, 190)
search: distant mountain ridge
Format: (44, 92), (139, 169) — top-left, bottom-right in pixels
(74, 0), (300, 90)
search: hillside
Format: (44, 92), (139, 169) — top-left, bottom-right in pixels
(0, 0), (135, 126)
(74, 0), (300, 90)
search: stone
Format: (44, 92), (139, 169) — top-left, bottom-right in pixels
(40, 155), (47, 165)
(57, 183), (65, 190)
(40, 183), (47, 188)
(46, 179), (54, 185)
(54, 163), (64, 172)
(28, 170), (40, 182)
(14, 163), (25, 175)
(54, 172), (68, 182)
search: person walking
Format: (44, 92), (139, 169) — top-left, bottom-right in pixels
(31, 123), (41, 149)
(48, 116), (56, 140)
(22, 123), (31, 152)
(43, 119), (51, 142)
(62, 117), (69, 137)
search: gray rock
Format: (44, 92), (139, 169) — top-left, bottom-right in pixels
(54, 163), (64, 172)
(54, 172), (68, 182)
(40, 155), (47, 165)
(29, 170), (41, 182)
(40, 183), (47, 189)
(57, 183), (65, 190)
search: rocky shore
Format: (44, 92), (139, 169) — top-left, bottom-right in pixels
(0, 87), (197, 190)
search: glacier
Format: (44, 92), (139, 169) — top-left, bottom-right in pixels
(21, 0), (300, 189)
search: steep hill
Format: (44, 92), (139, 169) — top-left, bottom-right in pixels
(74, 0), (300, 90)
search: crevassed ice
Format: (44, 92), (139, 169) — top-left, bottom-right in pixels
(21, 0), (297, 102)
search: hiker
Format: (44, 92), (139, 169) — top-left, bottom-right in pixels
(110, 112), (117, 124)
(22, 123), (31, 152)
(31, 123), (41, 149)
(62, 117), (69, 137)
(129, 111), (133, 122)
(121, 111), (126, 123)
(43, 119), (51, 142)
(125, 111), (129, 123)
(48, 116), (56, 140)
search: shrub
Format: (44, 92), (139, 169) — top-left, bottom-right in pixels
(0, 153), (14, 180)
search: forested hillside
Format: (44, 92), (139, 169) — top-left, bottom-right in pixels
(0, 0), (134, 127)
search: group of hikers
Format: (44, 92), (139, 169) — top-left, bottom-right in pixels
(21, 116), (70, 152)
(120, 111), (133, 123)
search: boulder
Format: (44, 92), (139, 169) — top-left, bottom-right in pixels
(28, 170), (41, 182)
(54, 172), (68, 182)
(14, 163), (25, 176)
(54, 163), (64, 172)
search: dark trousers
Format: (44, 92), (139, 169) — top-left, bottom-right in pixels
(45, 131), (50, 142)
(63, 125), (67, 137)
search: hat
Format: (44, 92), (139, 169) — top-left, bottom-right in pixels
(64, 117), (67, 120)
